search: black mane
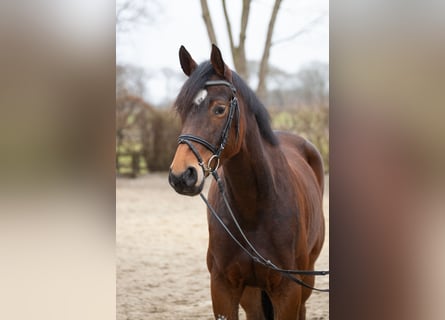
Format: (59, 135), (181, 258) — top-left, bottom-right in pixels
(175, 61), (278, 146)
(231, 70), (278, 146)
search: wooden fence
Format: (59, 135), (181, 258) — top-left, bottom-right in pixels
(116, 151), (147, 178)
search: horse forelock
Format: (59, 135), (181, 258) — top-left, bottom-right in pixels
(175, 61), (214, 118)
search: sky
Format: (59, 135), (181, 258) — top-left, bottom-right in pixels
(116, 0), (329, 105)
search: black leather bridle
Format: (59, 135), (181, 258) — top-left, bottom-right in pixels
(178, 80), (239, 176)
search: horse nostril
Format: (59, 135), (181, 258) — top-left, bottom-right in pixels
(183, 166), (197, 187)
(168, 168), (179, 188)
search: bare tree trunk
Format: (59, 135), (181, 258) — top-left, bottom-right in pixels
(222, 0), (251, 81)
(236, 0), (250, 80)
(221, 0), (250, 80)
(200, 0), (218, 45)
(256, 0), (282, 101)
(199, 0), (283, 100)
(222, 0), (235, 54)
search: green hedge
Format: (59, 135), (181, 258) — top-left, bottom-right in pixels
(271, 107), (329, 173)
(140, 109), (181, 172)
(117, 105), (328, 174)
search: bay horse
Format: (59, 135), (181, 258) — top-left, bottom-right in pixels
(168, 44), (325, 320)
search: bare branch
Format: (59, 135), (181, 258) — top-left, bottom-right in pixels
(116, 0), (162, 33)
(116, 1), (132, 23)
(256, 0), (282, 99)
(235, 0), (251, 79)
(273, 13), (327, 46)
(222, 0), (235, 53)
(200, 0), (218, 45)
(238, 0), (250, 53)
(221, 0), (250, 79)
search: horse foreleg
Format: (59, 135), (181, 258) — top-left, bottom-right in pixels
(240, 287), (267, 320)
(298, 304), (306, 320)
(299, 274), (315, 320)
(268, 279), (302, 320)
(210, 273), (244, 320)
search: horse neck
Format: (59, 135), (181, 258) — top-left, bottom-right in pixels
(222, 116), (280, 219)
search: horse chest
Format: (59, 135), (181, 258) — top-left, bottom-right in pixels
(208, 226), (292, 289)
(210, 254), (284, 290)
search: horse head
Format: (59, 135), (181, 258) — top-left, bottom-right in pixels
(169, 45), (244, 196)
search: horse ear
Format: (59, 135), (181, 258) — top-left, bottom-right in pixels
(210, 44), (232, 81)
(179, 45), (197, 76)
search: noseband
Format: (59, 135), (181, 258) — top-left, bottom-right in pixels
(178, 80), (239, 176)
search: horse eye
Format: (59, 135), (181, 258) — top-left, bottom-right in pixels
(213, 105), (226, 116)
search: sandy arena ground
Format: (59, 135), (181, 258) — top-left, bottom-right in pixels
(117, 173), (329, 319)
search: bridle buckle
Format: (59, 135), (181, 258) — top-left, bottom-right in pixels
(202, 154), (220, 176)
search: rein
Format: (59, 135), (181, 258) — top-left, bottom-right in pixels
(177, 80), (329, 293)
(200, 170), (330, 293)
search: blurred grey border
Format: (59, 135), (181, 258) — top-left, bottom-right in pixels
(331, 1), (445, 319)
(0, 1), (115, 319)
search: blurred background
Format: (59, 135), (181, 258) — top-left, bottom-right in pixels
(115, 0), (329, 176)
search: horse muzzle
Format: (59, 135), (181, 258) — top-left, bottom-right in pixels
(168, 166), (204, 196)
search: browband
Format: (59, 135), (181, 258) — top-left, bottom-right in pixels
(204, 80), (237, 94)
